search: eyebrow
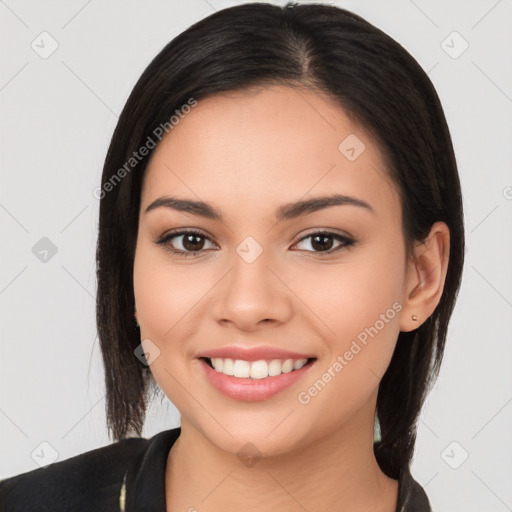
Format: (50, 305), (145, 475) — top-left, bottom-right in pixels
(144, 193), (375, 221)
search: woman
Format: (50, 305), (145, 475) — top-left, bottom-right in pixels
(0, 2), (464, 511)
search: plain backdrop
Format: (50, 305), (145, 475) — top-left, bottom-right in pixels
(1, 1), (511, 510)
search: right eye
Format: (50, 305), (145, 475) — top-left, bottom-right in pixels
(155, 229), (217, 257)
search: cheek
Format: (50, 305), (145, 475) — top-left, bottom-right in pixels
(133, 242), (200, 408)
(133, 240), (216, 362)
(296, 241), (405, 392)
(293, 257), (404, 423)
(133, 242), (193, 360)
(133, 248), (172, 334)
(298, 245), (404, 339)
(133, 242), (192, 342)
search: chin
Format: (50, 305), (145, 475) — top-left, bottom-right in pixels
(193, 412), (314, 461)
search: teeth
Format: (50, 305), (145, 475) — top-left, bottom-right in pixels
(282, 359), (294, 373)
(209, 357), (309, 379)
(223, 358), (233, 375)
(250, 360), (268, 379)
(268, 359), (281, 377)
(233, 359), (250, 378)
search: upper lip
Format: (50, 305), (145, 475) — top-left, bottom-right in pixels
(197, 345), (316, 362)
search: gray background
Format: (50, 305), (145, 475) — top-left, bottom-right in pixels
(1, 1), (511, 510)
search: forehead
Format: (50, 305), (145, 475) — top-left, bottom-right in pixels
(141, 85), (399, 222)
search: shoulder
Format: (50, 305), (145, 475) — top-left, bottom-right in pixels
(0, 436), (150, 512)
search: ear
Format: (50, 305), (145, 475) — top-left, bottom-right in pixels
(400, 221), (450, 332)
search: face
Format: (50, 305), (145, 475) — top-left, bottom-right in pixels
(133, 85), (410, 457)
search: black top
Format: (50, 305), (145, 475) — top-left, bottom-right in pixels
(0, 427), (432, 511)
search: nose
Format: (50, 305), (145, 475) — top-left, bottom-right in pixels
(211, 249), (293, 332)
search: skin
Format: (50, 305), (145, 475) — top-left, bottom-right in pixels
(133, 85), (450, 512)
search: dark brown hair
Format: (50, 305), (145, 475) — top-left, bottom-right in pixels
(95, 2), (465, 479)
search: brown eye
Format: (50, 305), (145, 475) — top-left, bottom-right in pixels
(181, 233), (206, 251)
(155, 229), (216, 256)
(155, 229), (356, 258)
(293, 231), (356, 255)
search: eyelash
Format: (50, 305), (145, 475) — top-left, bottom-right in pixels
(154, 228), (356, 258)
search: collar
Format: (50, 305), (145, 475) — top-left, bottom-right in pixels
(125, 427), (431, 512)
(127, 427), (181, 511)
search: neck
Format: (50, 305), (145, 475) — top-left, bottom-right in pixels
(165, 405), (398, 512)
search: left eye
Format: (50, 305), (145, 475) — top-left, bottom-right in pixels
(294, 231), (356, 254)
(155, 230), (356, 257)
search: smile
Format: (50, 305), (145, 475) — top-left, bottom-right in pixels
(206, 357), (309, 379)
(198, 356), (317, 401)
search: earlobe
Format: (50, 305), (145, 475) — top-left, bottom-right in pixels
(400, 221), (450, 332)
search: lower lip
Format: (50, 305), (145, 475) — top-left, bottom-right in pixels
(198, 358), (316, 401)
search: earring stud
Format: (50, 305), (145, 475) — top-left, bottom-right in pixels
(412, 315), (418, 321)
